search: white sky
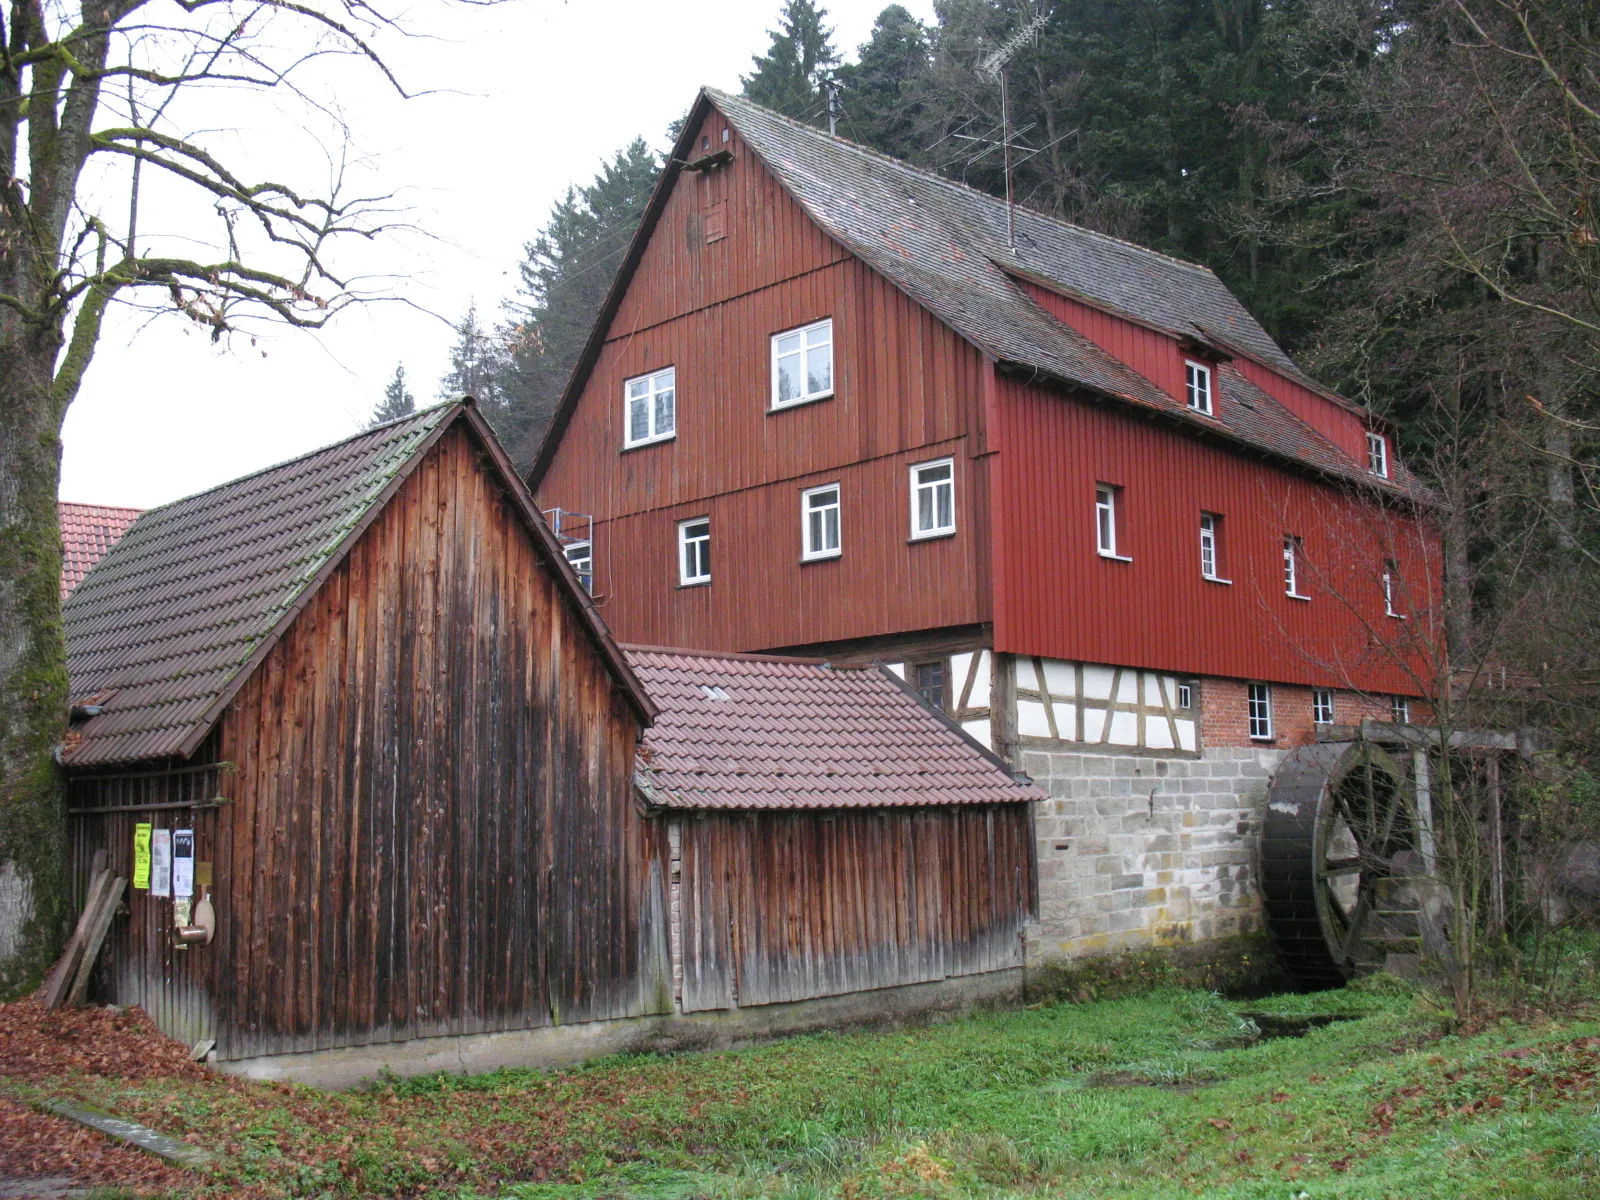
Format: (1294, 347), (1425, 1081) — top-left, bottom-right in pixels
(59, 0), (937, 509)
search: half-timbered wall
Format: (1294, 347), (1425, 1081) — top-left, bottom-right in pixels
(674, 806), (1034, 1012)
(86, 426), (673, 1062)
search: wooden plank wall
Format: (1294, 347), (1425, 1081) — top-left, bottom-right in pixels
(678, 805), (1034, 1012)
(207, 424), (669, 1061)
(67, 745), (228, 1050)
(988, 370), (1437, 696)
(535, 106), (993, 654)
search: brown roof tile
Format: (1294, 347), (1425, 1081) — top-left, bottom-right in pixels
(63, 404), (654, 768)
(626, 646), (1044, 810)
(59, 503), (142, 599)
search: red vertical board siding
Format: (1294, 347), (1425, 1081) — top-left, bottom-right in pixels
(1020, 281), (1371, 462)
(538, 107), (992, 652)
(991, 372), (1437, 695)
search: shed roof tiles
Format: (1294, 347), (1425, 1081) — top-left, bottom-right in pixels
(627, 646), (1045, 811)
(62, 403), (652, 768)
(59, 503), (142, 599)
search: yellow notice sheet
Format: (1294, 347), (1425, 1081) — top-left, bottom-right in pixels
(132, 823), (152, 890)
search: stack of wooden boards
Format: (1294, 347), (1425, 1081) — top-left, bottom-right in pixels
(42, 850), (127, 1010)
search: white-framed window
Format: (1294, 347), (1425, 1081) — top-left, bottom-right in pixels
(1200, 512), (1228, 581)
(1284, 535), (1308, 598)
(772, 318), (834, 408)
(801, 483), (841, 560)
(564, 540), (593, 594)
(1312, 688), (1334, 725)
(678, 517), (711, 585)
(1367, 431), (1389, 478)
(1247, 683), (1274, 740)
(1185, 360), (1213, 416)
(1177, 681), (1193, 710)
(624, 367), (676, 448)
(1383, 566), (1405, 618)
(1391, 696), (1411, 724)
(910, 458), (955, 539)
(1096, 485), (1125, 558)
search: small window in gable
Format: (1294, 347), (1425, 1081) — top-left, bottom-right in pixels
(703, 200), (726, 244)
(772, 318), (833, 408)
(1367, 431), (1389, 477)
(1185, 360), (1213, 415)
(624, 367), (675, 449)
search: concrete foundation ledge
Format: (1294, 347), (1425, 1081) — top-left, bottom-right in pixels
(219, 968), (1023, 1090)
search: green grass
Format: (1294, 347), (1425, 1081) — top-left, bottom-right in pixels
(7, 977), (1599, 1198)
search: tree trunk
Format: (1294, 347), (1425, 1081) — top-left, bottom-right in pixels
(0, 321), (71, 999)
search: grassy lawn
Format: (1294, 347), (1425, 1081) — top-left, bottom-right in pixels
(6, 977), (1599, 1198)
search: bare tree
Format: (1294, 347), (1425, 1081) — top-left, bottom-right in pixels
(0, 0), (456, 996)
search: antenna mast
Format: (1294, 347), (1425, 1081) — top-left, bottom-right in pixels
(978, 8), (1051, 251)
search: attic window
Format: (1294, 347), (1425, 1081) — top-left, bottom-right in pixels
(721, 127), (730, 143)
(1185, 360), (1213, 416)
(701, 135), (710, 152)
(1367, 431), (1390, 478)
(698, 684), (729, 701)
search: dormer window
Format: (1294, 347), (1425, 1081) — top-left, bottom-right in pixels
(1367, 431), (1389, 478)
(1185, 361), (1213, 416)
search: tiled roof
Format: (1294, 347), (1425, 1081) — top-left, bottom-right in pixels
(702, 90), (1420, 496)
(62, 406), (459, 766)
(61, 405), (654, 769)
(59, 503), (142, 599)
(626, 646), (1045, 810)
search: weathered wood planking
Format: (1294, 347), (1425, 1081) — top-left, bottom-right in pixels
(72, 424), (671, 1061)
(678, 805), (1033, 1013)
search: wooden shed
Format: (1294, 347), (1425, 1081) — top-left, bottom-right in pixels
(60, 402), (669, 1067)
(626, 648), (1042, 1015)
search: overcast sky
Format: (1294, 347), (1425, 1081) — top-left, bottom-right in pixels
(59, 0), (937, 509)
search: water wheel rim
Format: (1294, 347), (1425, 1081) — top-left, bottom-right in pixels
(1311, 743), (1409, 972)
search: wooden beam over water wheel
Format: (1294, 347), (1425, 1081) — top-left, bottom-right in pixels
(1262, 741), (1420, 988)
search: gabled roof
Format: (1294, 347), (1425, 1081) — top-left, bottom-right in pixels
(63, 403), (653, 768)
(59, 503), (142, 599)
(530, 89), (1420, 499)
(626, 646), (1045, 811)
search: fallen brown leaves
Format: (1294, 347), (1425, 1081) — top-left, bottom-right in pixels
(0, 998), (204, 1081)
(0, 1095), (194, 1193)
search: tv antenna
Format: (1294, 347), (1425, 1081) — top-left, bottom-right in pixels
(977, 7), (1052, 250)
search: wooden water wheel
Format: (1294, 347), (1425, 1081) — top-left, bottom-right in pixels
(1261, 741), (1422, 987)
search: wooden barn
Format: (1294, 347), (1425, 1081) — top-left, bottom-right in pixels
(58, 403), (1040, 1083)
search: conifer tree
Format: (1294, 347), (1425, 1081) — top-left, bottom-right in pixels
(742, 0), (841, 123)
(838, 5), (930, 155)
(495, 139), (662, 468)
(437, 303), (507, 409)
(370, 364), (416, 427)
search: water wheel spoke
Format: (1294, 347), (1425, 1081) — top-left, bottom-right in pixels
(1339, 891), (1373, 963)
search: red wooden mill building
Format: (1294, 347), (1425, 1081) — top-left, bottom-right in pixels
(533, 88), (1440, 959)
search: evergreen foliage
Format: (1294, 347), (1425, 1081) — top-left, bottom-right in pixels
(370, 364), (416, 427)
(741, 0), (841, 124)
(437, 303), (507, 409)
(492, 140), (661, 469)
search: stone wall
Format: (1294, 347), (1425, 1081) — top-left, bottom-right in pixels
(1022, 744), (1287, 961)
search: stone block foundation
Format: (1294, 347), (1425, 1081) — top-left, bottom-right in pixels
(1022, 744), (1287, 961)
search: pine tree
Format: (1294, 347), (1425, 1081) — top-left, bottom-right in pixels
(437, 303), (507, 409)
(742, 0), (840, 123)
(838, 5), (930, 156)
(369, 364), (416, 428)
(494, 139), (662, 468)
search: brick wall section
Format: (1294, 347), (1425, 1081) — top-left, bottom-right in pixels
(1024, 744), (1284, 958)
(1202, 677), (1415, 748)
